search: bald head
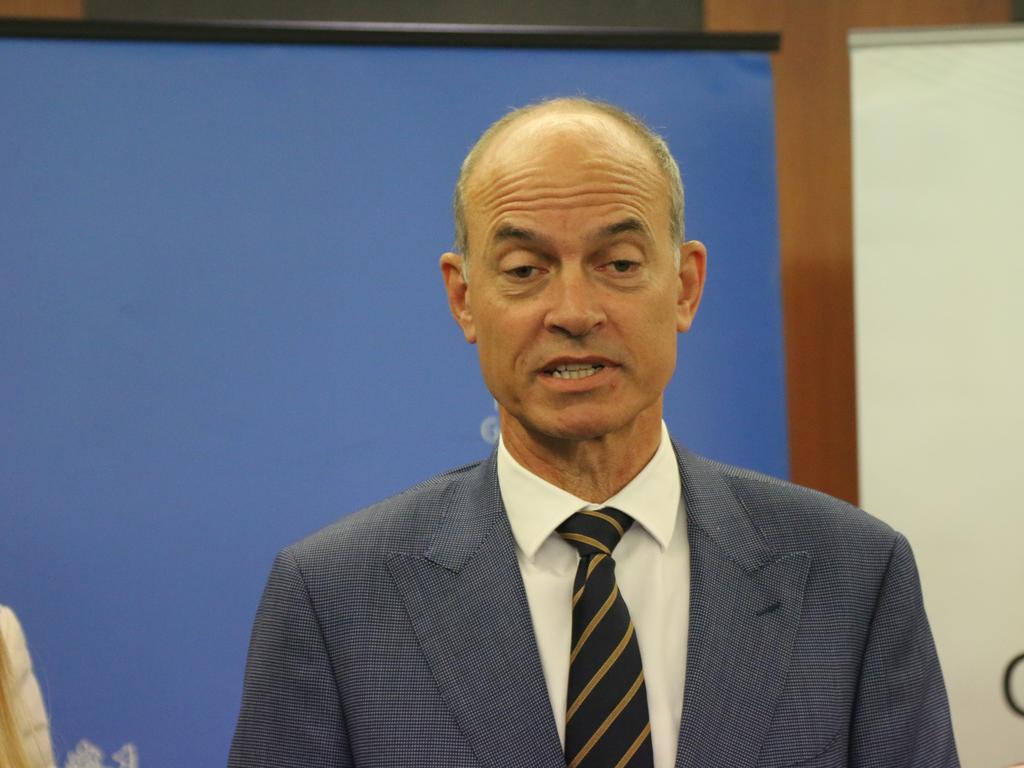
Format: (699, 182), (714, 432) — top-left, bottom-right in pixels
(452, 98), (686, 264)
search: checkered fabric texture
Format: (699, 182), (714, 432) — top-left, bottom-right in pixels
(229, 444), (959, 768)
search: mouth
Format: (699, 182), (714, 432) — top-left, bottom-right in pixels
(545, 362), (606, 380)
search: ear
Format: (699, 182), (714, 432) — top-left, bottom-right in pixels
(440, 251), (477, 344)
(675, 240), (707, 333)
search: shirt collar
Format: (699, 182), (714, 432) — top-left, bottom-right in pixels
(497, 422), (681, 562)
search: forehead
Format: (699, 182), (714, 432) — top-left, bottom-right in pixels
(479, 108), (646, 169)
(463, 109), (668, 233)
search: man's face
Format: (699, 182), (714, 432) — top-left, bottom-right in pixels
(442, 110), (705, 446)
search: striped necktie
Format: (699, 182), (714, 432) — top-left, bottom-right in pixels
(557, 508), (653, 768)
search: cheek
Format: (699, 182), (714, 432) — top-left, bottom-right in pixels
(479, 309), (535, 364)
(476, 327), (516, 377)
(634, 317), (679, 377)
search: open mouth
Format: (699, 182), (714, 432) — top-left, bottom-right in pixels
(548, 363), (605, 380)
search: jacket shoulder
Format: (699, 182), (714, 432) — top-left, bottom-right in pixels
(281, 459), (486, 572)
(692, 453), (899, 556)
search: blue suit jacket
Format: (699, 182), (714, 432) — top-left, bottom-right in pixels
(229, 445), (958, 767)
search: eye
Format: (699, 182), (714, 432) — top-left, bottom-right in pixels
(608, 260), (639, 274)
(506, 265), (540, 279)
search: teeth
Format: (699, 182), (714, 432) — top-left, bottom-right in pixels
(551, 364), (604, 380)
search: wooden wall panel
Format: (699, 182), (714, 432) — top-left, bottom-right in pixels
(705, 0), (1011, 504)
(0, 0), (81, 16)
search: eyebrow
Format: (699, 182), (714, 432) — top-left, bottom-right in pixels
(598, 217), (648, 240)
(493, 224), (541, 244)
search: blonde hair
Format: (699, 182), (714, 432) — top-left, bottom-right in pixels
(0, 632), (32, 768)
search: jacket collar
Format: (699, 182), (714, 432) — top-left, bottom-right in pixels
(389, 455), (566, 768)
(673, 443), (810, 768)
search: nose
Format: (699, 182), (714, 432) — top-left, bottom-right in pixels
(544, 270), (606, 338)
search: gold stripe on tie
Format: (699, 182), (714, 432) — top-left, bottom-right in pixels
(567, 670), (645, 768)
(559, 508), (651, 768)
(561, 532), (611, 555)
(569, 584), (619, 664)
(572, 554), (607, 608)
(573, 583), (585, 608)
(613, 722), (652, 768)
(566, 622), (635, 722)
(580, 508), (626, 537)
(586, 553), (607, 578)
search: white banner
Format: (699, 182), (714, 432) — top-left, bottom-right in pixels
(851, 25), (1024, 767)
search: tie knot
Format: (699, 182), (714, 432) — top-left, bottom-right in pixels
(557, 507), (633, 557)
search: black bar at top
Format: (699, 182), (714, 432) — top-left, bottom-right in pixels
(0, 17), (779, 51)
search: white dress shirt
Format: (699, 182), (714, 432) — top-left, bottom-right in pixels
(497, 423), (689, 768)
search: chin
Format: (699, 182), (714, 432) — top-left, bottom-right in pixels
(529, 410), (629, 443)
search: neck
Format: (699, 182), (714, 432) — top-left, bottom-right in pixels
(499, 410), (663, 502)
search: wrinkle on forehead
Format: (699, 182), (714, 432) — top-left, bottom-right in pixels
(473, 161), (663, 214)
(464, 110), (669, 246)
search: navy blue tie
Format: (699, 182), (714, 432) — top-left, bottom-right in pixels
(557, 508), (653, 768)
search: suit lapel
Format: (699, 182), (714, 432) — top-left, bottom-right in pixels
(388, 456), (565, 768)
(674, 448), (810, 768)
(387, 445), (808, 768)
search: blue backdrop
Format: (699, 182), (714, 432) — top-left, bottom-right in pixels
(0, 33), (784, 766)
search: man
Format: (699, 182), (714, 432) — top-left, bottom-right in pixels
(229, 98), (958, 767)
